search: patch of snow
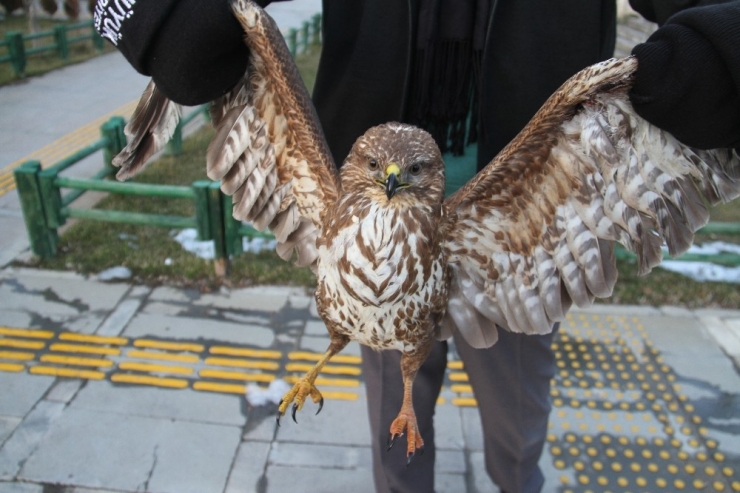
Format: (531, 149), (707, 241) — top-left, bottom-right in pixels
(659, 242), (740, 284)
(97, 266), (132, 281)
(245, 378), (291, 407)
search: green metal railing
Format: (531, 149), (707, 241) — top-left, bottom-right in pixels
(1, 20), (105, 76)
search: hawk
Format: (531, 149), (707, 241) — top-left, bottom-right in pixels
(113, 0), (740, 460)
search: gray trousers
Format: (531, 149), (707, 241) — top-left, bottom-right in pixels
(361, 325), (558, 493)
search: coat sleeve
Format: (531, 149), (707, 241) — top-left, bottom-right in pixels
(628, 2), (740, 150)
(93, 0), (287, 105)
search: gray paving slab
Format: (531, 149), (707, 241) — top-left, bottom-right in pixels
(71, 381), (246, 426)
(263, 464), (374, 493)
(0, 401), (66, 480)
(275, 391), (371, 446)
(0, 482), (43, 493)
(122, 312), (276, 348)
(0, 373), (54, 418)
(223, 441), (271, 493)
(0, 418), (21, 448)
(18, 408), (240, 493)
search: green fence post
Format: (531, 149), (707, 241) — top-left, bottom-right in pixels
(6, 31), (26, 76)
(311, 14), (321, 46)
(207, 181), (230, 276)
(193, 181), (211, 241)
(287, 28), (297, 57)
(101, 116), (126, 171)
(300, 21), (310, 54)
(91, 25), (104, 51)
(13, 161), (58, 257)
(221, 191), (243, 257)
(165, 123), (183, 156)
(54, 25), (69, 60)
(38, 168), (65, 229)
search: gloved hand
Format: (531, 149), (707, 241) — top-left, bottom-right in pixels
(628, 2), (740, 150)
(95, 0), (278, 105)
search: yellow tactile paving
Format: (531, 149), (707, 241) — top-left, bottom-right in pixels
(0, 99), (138, 197)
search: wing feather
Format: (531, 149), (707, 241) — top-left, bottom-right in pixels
(443, 57), (740, 345)
(113, 81), (182, 180)
(112, 0), (340, 272)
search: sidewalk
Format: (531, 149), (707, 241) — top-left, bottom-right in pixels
(0, 267), (739, 493)
(2, 3), (740, 492)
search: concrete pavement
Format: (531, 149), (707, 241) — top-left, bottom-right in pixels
(2, 3), (740, 492)
(0, 267), (739, 492)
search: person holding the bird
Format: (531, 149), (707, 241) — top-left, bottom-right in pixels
(94, 0), (740, 492)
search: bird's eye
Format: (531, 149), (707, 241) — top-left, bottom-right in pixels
(410, 163), (422, 175)
(369, 159), (378, 170)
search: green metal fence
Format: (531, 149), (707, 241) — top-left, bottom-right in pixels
(1, 20), (104, 76)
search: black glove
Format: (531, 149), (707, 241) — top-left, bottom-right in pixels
(95, 0), (275, 105)
(629, 2), (740, 150)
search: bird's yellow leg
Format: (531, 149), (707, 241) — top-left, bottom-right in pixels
(388, 341), (433, 463)
(278, 338), (348, 423)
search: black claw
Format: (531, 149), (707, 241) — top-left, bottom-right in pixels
(418, 445), (425, 456)
(291, 403), (299, 423)
(387, 434), (399, 451)
(406, 451), (415, 466)
(276, 413), (281, 426)
(316, 397), (324, 416)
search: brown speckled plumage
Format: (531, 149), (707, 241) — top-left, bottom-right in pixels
(113, 0), (740, 460)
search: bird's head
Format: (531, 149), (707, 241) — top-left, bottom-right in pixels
(342, 123), (446, 207)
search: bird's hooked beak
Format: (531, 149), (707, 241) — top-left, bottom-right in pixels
(380, 163), (409, 200)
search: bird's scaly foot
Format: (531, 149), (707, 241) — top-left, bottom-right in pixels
(277, 375), (324, 424)
(387, 408), (424, 464)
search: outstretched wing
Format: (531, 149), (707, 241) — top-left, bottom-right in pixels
(113, 0), (339, 270)
(442, 57), (740, 348)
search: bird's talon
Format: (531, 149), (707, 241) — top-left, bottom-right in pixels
(406, 451), (415, 466)
(291, 403), (299, 423)
(316, 397), (324, 416)
(387, 433), (402, 451)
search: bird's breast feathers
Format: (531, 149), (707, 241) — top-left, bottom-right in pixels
(316, 202), (446, 351)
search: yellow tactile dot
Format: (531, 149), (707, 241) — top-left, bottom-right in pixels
(565, 433), (577, 443)
(593, 461), (604, 471)
(612, 462), (624, 472)
(713, 480), (725, 491)
(667, 464), (679, 474)
(723, 467), (734, 477)
(692, 416), (702, 424)
(605, 448), (617, 458)
(586, 447), (598, 457)
(603, 401), (614, 409)
(577, 475), (589, 485)
(647, 463), (659, 473)
(705, 466), (717, 476)
(694, 479), (707, 489)
(697, 452), (708, 461)
(551, 446), (562, 456)
(688, 439), (700, 448)
(685, 403), (695, 412)
(664, 426), (675, 435)
(617, 477), (629, 487)
(554, 459), (566, 469)
(547, 433), (557, 443)
(678, 451), (688, 461)
(597, 476), (609, 486)
(675, 479), (687, 489)
(671, 439), (682, 448)
(574, 461), (586, 471)
(685, 464), (697, 474)
(712, 448), (723, 458)
(586, 401), (597, 409)
(642, 450), (653, 459)
(600, 436), (611, 445)
(659, 450), (671, 460)
(656, 477), (668, 488)
(582, 435), (593, 444)
(636, 477), (648, 487)
(630, 462), (641, 472)
(568, 447), (579, 456)
(681, 426), (692, 435)
(617, 436), (628, 446)
(636, 437), (647, 446)
(732, 481), (740, 492)
(624, 449), (635, 459)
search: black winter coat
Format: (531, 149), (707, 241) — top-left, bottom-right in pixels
(312, 0), (617, 170)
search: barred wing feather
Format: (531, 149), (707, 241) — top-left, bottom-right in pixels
(442, 57), (740, 348)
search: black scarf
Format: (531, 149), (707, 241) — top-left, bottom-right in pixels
(407, 0), (492, 155)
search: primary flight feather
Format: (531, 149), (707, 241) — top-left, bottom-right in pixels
(113, 0), (740, 461)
